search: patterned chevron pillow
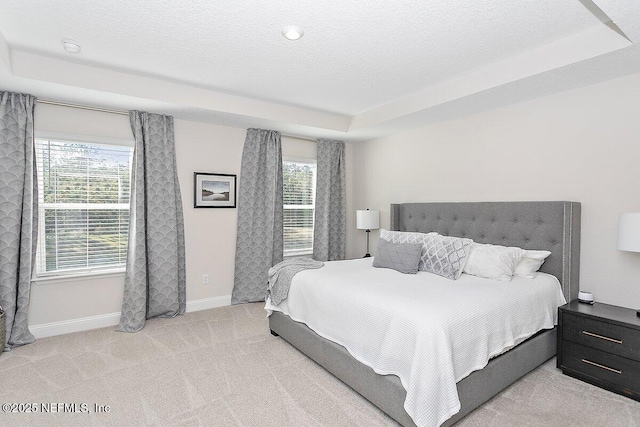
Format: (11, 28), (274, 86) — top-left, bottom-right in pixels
(420, 234), (473, 280)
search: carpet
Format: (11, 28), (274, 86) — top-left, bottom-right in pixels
(0, 303), (638, 426)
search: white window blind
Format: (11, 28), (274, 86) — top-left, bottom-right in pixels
(35, 138), (133, 276)
(283, 160), (316, 255)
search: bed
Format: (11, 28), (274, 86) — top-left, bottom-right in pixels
(268, 201), (581, 426)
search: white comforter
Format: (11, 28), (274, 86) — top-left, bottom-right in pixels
(265, 258), (566, 427)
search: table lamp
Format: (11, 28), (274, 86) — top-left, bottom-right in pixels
(617, 212), (640, 316)
(356, 209), (379, 258)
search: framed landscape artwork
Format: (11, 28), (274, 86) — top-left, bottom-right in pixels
(194, 172), (237, 208)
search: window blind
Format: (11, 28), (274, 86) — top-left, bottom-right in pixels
(35, 138), (133, 276)
(283, 160), (316, 254)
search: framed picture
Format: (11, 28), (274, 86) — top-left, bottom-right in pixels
(194, 172), (237, 208)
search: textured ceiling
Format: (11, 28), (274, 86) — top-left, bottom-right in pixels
(0, 0), (639, 141)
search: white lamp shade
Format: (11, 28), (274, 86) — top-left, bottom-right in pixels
(617, 213), (640, 252)
(356, 210), (379, 230)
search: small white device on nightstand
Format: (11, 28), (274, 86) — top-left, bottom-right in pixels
(578, 291), (594, 304)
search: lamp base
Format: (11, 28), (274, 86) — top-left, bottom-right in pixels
(363, 229), (372, 259)
(363, 254), (371, 258)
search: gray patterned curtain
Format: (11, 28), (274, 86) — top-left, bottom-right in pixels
(0, 91), (37, 350)
(313, 139), (346, 261)
(232, 128), (283, 304)
(117, 111), (186, 332)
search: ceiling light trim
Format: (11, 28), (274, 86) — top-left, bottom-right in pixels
(282, 26), (304, 41)
(62, 39), (81, 54)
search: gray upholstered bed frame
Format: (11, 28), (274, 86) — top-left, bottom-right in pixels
(269, 201), (581, 426)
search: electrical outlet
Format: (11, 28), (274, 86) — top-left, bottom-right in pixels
(202, 274), (209, 284)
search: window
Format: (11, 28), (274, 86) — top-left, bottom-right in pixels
(35, 136), (133, 277)
(283, 159), (316, 256)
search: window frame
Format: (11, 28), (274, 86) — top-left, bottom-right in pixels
(33, 132), (134, 282)
(282, 156), (317, 257)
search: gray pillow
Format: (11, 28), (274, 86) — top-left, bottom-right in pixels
(373, 238), (422, 274)
(379, 229), (437, 271)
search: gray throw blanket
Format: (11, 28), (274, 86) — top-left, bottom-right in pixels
(268, 258), (324, 305)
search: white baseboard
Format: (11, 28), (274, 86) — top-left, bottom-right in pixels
(186, 295), (232, 312)
(30, 295), (232, 339)
(30, 312), (121, 339)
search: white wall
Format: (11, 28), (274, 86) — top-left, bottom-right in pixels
(348, 72), (640, 309)
(174, 120), (245, 304)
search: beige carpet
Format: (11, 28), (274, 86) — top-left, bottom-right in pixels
(1, 303), (638, 427)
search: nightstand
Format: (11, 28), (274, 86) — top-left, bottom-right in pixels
(557, 301), (640, 401)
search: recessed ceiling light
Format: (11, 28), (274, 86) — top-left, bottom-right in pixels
(282, 26), (304, 41)
(62, 39), (81, 54)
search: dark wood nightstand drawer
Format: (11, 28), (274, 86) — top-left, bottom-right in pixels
(561, 341), (640, 398)
(562, 312), (640, 362)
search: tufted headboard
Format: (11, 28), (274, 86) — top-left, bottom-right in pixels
(390, 201), (581, 302)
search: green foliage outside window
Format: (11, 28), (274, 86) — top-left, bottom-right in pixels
(283, 161), (315, 253)
(37, 140), (132, 274)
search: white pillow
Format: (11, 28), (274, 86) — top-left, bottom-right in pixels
(463, 243), (525, 281)
(513, 250), (551, 278)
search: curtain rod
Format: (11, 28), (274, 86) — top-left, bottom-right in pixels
(37, 99), (318, 142)
(37, 99), (129, 116)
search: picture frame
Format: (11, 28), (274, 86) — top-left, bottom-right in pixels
(194, 172), (237, 208)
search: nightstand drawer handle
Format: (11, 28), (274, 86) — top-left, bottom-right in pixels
(581, 331), (623, 344)
(581, 359), (622, 375)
